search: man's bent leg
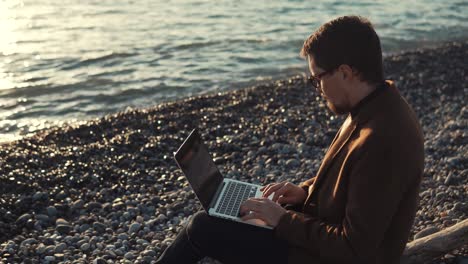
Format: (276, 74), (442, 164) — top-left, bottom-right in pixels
(155, 222), (203, 264)
(156, 211), (288, 264)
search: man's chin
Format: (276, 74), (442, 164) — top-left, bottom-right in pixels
(327, 102), (349, 115)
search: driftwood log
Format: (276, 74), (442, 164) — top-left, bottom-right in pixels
(401, 218), (468, 264)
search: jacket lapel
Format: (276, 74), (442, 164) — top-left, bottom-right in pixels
(305, 116), (358, 203)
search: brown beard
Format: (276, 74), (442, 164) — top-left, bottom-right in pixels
(327, 100), (349, 115)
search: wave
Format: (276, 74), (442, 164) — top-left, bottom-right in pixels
(165, 37), (274, 52)
(0, 77), (118, 99)
(60, 52), (138, 71)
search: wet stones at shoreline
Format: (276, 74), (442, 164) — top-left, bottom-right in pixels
(0, 41), (467, 263)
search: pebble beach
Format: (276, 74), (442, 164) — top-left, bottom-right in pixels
(0, 41), (467, 263)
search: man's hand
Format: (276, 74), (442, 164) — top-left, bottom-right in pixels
(261, 181), (308, 205)
(239, 198), (287, 227)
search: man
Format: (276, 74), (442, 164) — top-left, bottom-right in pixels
(156, 15), (424, 264)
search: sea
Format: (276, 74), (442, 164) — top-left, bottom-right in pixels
(1, 0), (467, 142)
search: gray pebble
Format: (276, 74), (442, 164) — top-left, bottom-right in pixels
(142, 249), (156, 257)
(79, 223), (90, 233)
(444, 172), (457, 185)
(93, 258), (107, 264)
(286, 159), (300, 168)
(20, 238), (38, 247)
(129, 223), (141, 234)
(36, 243), (46, 254)
(55, 218), (69, 225)
(80, 243), (91, 251)
(156, 214), (167, 223)
(118, 233), (129, 240)
(56, 224), (72, 234)
(55, 242), (67, 253)
(44, 256), (55, 262)
(44, 245), (55, 254)
(87, 202), (103, 211)
(16, 213), (32, 225)
(124, 252), (136, 260)
(35, 214), (50, 223)
(93, 222), (106, 233)
(72, 199), (85, 209)
(33, 192), (48, 201)
(46, 206), (57, 217)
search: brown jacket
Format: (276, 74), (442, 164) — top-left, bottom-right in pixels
(274, 81), (424, 264)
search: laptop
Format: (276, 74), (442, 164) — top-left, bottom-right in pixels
(174, 129), (272, 229)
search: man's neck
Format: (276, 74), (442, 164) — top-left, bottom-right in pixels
(349, 82), (377, 109)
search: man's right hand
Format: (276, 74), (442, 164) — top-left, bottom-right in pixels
(261, 181), (308, 205)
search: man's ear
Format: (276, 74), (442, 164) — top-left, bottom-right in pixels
(338, 64), (354, 80)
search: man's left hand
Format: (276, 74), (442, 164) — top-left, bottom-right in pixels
(239, 198), (287, 227)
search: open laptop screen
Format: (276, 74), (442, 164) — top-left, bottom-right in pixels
(174, 129), (224, 211)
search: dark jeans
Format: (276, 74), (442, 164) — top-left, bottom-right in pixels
(155, 211), (289, 264)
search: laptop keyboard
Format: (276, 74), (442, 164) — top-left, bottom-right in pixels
(215, 181), (258, 217)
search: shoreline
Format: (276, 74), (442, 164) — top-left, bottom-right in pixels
(1, 41), (467, 263)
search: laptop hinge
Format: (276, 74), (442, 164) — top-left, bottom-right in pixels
(209, 181), (226, 209)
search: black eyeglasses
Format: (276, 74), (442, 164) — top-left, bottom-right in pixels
(307, 68), (336, 93)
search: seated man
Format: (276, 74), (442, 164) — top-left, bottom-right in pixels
(156, 15), (424, 264)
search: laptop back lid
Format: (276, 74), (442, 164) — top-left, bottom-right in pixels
(174, 129), (224, 212)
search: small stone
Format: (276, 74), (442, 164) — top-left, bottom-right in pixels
(79, 223), (90, 233)
(36, 243), (46, 254)
(87, 202), (103, 211)
(55, 242), (67, 253)
(35, 214), (50, 223)
(20, 238), (38, 247)
(46, 206), (57, 217)
(113, 201), (126, 210)
(93, 222), (106, 233)
(142, 249), (156, 257)
(80, 242), (91, 251)
(93, 258), (107, 264)
(446, 156), (461, 168)
(444, 172), (457, 185)
(435, 192), (446, 201)
(156, 214), (167, 223)
(56, 224), (72, 234)
(124, 252), (135, 260)
(453, 202), (463, 211)
(162, 238), (174, 245)
(33, 192), (48, 201)
(72, 199), (85, 209)
(16, 213), (32, 225)
(55, 218), (69, 225)
(285, 159), (300, 168)
(45, 245), (55, 254)
(117, 233), (129, 240)
(55, 191), (67, 200)
(44, 256), (55, 262)
(128, 223), (141, 234)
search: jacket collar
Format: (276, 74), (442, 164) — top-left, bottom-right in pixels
(350, 80), (399, 126)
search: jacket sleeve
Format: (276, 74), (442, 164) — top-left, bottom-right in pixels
(282, 177), (316, 211)
(274, 136), (414, 263)
(298, 177), (316, 193)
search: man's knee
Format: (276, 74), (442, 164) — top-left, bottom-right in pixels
(186, 211), (212, 238)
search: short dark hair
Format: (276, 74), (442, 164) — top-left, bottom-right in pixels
(301, 16), (384, 85)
